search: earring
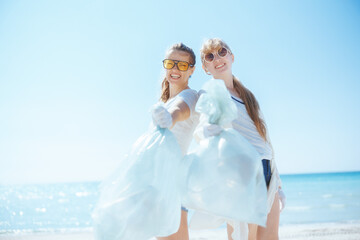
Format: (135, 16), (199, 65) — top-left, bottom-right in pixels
(205, 69), (211, 75)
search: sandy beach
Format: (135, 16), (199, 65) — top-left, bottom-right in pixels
(1, 222), (360, 240)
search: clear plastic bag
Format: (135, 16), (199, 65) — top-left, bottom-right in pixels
(93, 127), (183, 240)
(181, 79), (268, 226)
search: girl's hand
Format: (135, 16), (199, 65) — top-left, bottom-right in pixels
(278, 188), (286, 212)
(151, 105), (173, 128)
(203, 123), (223, 138)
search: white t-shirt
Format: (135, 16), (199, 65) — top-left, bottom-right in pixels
(164, 89), (199, 155)
(230, 95), (273, 160)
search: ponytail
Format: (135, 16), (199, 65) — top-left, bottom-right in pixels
(233, 76), (267, 141)
(160, 78), (170, 102)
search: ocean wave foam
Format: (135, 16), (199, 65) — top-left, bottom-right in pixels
(286, 206), (312, 211)
(329, 204), (345, 208)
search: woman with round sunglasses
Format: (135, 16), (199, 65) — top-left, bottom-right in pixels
(194, 38), (286, 240)
(152, 42), (199, 240)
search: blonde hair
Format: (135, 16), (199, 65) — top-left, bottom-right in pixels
(160, 43), (196, 102)
(201, 38), (267, 140)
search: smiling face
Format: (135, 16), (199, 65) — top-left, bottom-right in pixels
(202, 46), (234, 79)
(165, 50), (195, 87)
(200, 39), (234, 79)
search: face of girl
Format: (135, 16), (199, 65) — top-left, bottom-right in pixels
(165, 50), (195, 86)
(202, 46), (234, 78)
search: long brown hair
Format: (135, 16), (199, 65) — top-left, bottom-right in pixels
(160, 43), (196, 102)
(201, 38), (267, 140)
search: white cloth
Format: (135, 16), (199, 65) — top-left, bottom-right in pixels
(163, 89), (199, 155)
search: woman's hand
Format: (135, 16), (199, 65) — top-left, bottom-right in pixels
(203, 123), (223, 138)
(151, 105), (173, 128)
(278, 188), (286, 212)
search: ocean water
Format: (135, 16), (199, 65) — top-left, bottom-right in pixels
(1, 172), (360, 234)
(280, 171), (360, 224)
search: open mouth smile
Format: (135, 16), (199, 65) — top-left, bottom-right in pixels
(215, 63), (225, 69)
(170, 74), (181, 79)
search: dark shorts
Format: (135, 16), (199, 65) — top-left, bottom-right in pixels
(262, 159), (272, 188)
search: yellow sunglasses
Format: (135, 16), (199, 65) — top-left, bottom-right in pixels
(163, 59), (194, 72)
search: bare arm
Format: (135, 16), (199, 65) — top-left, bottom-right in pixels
(168, 99), (191, 129)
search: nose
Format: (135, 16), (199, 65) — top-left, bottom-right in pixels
(171, 62), (181, 72)
(213, 53), (221, 62)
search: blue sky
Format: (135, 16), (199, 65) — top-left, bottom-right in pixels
(0, 0), (359, 184)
